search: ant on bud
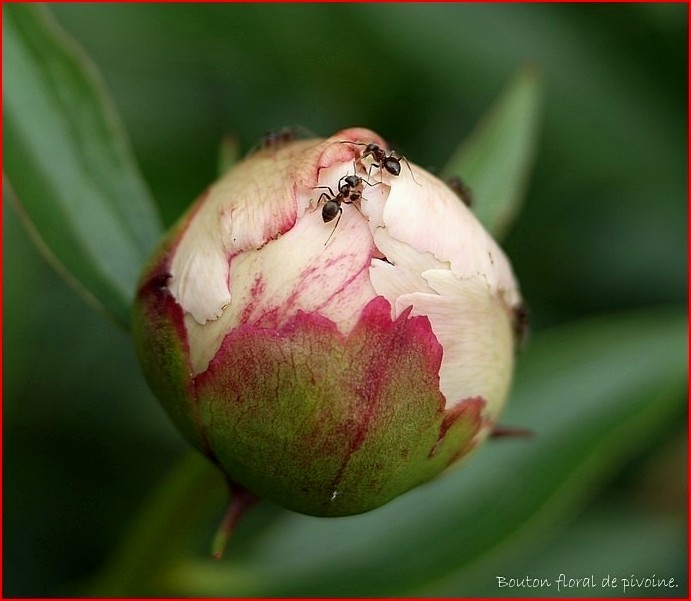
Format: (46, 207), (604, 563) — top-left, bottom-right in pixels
(446, 175), (473, 208)
(512, 302), (530, 349)
(261, 127), (298, 147)
(313, 172), (375, 244)
(342, 141), (421, 185)
(248, 125), (314, 156)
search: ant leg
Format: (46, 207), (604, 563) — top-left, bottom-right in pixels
(353, 160), (374, 185)
(351, 198), (365, 219)
(337, 140), (367, 160)
(367, 162), (384, 184)
(396, 154), (422, 186)
(337, 140), (368, 149)
(359, 177), (380, 189)
(324, 208), (342, 246)
(341, 192), (368, 219)
(351, 160), (366, 180)
(310, 190), (333, 213)
(313, 185), (336, 196)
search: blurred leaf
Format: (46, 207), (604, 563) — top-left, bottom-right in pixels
(159, 307), (685, 597)
(90, 452), (226, 597)
(424, 500), (686, 597)
(442, 67), (542, 239)
(3, 4), (162, 328)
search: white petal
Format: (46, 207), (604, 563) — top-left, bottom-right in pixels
(369, 240), (442, 304)
(170, 216), (231, 323)
(169, 129), (389, 326)
(395, 271), (514, 414)
(186, 186), (376, 375)
(382, 164), (520, 306)
(169, 145), (308, 324)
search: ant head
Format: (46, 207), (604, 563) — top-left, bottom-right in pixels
(343, 174), (360, 188)
(363, 143), (380, 156)
(322, 200), (341, 223)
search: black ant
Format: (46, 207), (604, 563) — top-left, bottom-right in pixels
(446, 175), (473, 208)
(512, 302), (530, 350)
(261, 127), (298, 147)
(490, 424), (534, 439)
(344, 141), (421, 185)
(248, 126), (313, 155)
(313, 173), (374, 244)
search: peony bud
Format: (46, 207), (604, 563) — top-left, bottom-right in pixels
(133, 127), (522, 518)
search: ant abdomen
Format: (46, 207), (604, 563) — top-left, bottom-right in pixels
(383, 157), (401, 177)
(322, 200), (342, 223)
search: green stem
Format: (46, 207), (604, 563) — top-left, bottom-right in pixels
(88, 451), (226, 596)
(211, 484), (259, 560)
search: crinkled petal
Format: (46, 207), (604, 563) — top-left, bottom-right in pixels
(369, 242), (442, 303)
(169, 128), (387, 325)
(382, 163), (520, 307)
(395, 271), (514, 415)
(186, 203), (377, 374)
(169, 144), (308, 323)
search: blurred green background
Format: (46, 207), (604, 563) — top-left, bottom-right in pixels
(4, 3), (687, 597)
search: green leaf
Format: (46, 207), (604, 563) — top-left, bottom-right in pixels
(442, 67), (542, 239)
(159, 307), (685, 597)
(89, 452), (227, 597)
(3, 4), (162, 328)
(426, 502), (686, 597)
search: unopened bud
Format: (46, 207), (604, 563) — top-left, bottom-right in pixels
(133, 127), (522, 517)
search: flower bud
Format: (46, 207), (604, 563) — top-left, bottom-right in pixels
(133, 127), (522, 517)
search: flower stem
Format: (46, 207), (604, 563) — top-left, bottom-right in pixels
(88, 451), (226, 596)
(211, 483), (258, 560)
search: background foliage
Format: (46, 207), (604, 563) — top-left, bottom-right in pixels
(4, 3), (687, 597)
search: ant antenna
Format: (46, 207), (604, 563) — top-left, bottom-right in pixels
(394, 153), (422, 186)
